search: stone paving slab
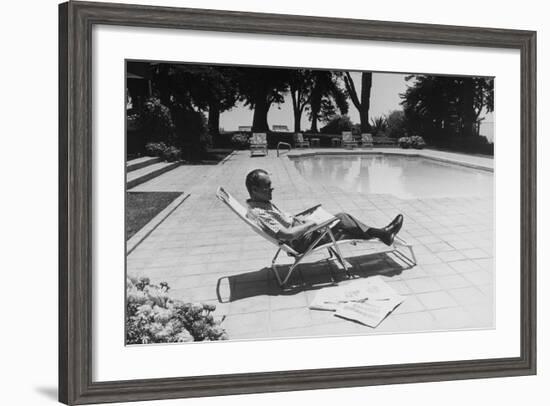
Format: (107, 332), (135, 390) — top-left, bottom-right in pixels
(127, 148), (494, 341)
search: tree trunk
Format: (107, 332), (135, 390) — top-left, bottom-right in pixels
(208, 102), (220, 141)
(359, 72), (372, 133)
(359, 110), (369, 134)
(461, 78), (476, 138)
(252, 99), (270, 132)
(310, 116), (318, 133)
(251, 84), (270, 132)
(290, 90), (302, 133)
(309, 89), (321, 133)
(294, 110), (302, 132)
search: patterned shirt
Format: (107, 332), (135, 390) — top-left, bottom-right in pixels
(246, 199), (296, 238)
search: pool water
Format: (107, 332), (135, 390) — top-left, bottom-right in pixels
(292, 154), (494, 199)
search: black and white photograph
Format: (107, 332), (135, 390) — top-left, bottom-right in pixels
(125, 61), (495, 344)
(2, 0), (543, 405)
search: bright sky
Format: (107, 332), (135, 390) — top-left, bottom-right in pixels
(219, 72), (410, 131)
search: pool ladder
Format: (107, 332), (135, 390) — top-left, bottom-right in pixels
(277, 142), (291, 157)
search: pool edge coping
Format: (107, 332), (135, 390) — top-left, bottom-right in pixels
(286, 149), (494, 172)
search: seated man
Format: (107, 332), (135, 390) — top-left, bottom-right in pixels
(245, 168), (403, 253)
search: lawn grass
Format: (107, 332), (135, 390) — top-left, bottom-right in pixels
(126, 192), (182, 240)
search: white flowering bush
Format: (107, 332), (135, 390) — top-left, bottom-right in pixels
(126, 276), (227, 344)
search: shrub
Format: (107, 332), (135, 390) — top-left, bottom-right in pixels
(127, 113), (140, 131)
(126, 276), (228, 344)
(410, 135), (426, 149)
(398, 137), (412, 149)
(230, 133), (250, 149)
(162, 146), (182, 162)
(139, 97), (176, 144)
(386, 110), (407, 139)
(145, 142), (168, 157)
(172, 107), (210, 161)
(398, 135), (426, 149)
(320, 115), (353, 134)
(370, 116), (388, 136)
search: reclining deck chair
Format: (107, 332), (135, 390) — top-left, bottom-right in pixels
(342, 131), (358, 149)
(250, 133), (268, 157)
(361, 133), (374, 148)
(216, 187), (417, 288)
(294, 132), (310, 148)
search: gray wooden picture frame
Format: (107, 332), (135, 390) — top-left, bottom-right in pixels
(59, 1), (537, 404)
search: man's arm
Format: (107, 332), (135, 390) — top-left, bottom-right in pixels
(275, 220), (317, 242)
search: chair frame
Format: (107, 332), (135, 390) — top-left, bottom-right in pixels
(360, 133), (374, 148)
(250, 132), (268, 156)
(342, 131), (358, 149)
(216, 187), (417, 288)
(294, 132), (310, 148)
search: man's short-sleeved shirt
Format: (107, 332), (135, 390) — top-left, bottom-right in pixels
(246, 199), (294, 238)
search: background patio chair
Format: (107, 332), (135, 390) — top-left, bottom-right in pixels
(215, 187), (417, 288)
(250, 132), (268, 156)
(342, 131), (358, 149)
(361, 133), (374, 148)
(294, 132), (310, 148)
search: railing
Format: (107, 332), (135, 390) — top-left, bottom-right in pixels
(277, 142), (291, 157)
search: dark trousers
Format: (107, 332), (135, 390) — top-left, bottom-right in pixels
(291, 212), (372, 253)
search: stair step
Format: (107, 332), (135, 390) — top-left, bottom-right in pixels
(126, 161), (181, 189)
(127, 156), (162, 172)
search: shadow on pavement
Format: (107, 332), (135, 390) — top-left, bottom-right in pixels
(217, 252), (410, 303)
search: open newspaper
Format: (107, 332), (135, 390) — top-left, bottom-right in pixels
(309, 276), (405, 328)
(300, 206), (336, 225)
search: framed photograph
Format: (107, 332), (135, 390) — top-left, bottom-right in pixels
(59, 1), (536, 404)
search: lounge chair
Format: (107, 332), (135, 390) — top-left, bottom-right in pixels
(250, 133), (268, 157)
(342, 131), (358, 149)
(215, 187), (417, 288)
(294, 132), (310, 148)
(361, 133), (373, 148)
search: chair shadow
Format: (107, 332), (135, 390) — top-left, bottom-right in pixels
(216, 251), (410, 303)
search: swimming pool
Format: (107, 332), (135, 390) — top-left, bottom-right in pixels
(292, 154), (494, 199)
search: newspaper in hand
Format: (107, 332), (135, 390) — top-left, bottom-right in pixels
(301, 206), (336, 225)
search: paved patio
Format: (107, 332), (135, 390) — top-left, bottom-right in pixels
(128, 148), (494, 340)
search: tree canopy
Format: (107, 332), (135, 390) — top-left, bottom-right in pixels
(237, 67), (291, 132)
(400, 75), (494, 141)
(130, 61), (494, 156)
(308, 71), (349, 133)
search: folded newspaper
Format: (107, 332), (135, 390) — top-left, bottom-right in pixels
(309, 276), (405, 328)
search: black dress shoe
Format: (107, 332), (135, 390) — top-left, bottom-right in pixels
(387, 214), (404, 241)
(383, 214), (403, 233)
(365, 215), (404, 246)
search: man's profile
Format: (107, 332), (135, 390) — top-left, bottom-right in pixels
(245, 168), (404, 253)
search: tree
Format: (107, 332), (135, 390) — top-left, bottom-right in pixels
(307, 71), (349, 133)
(288, 69), (314, 132)
(400, 75), (494, 141)
(385, 110), (407, 139)
(237, 67), (291, 132)
(169, 65), (239, 139)
(320, 115), (353, 134)
(148, 63), (242, 153)
(343, 71), (372, 133)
